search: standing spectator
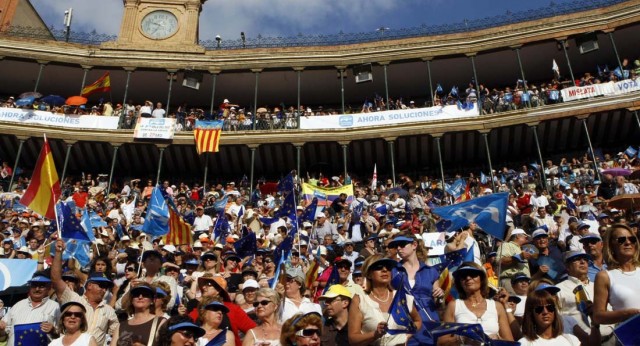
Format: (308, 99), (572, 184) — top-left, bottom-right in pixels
(152, 102), (166, 118)
(48, 302), (98, 346)
(0, 274), (60, 346)
(593, 224), (640, 325)
(580, 233), (607, 282)
(318, 285), (352, 346)
(112, 284), (163, 345)
(140, 101), (153, 118)
(497, 229), (531, 294)
(518, 290), (580, 345)
(52, 239), (119, 346)
(193, 206), (214, 239)
(242, 288), (281, 346)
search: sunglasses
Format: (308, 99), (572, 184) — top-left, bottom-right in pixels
(95, 282), (112, 289)
(336, 263), (351, 270)
(133, 291), (154, 299)
(264, 259), (273, 263)
(252, 300), (271, 307)
(534, 304), (556, 314)
(370, 263), (393, 272)
(175, 330), (195, 340)
(616, 236), (638, 245)
(393, 241), (412, 249)
(295, 328), (321, 337)
(126, 267), (136, 272)
(63, 311), (84, 318)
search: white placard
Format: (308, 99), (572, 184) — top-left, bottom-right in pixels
(421, 232), (447, 256)
(133, 118), (176, 139)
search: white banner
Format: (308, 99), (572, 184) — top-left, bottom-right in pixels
(133, 118), (176, 139)
(0, 107), (119, 129)
(421, 232), (447, 256)
(299, 104), (480, 130)
(560, 78), (640, 101)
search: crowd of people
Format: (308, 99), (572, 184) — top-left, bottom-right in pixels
(0, 141), (640, 346)
(2, 56), (640, 132)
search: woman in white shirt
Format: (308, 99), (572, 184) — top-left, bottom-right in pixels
(518, 290), (580, 346)
(593, 223), (640, 325)
(49, 302), (97, 346)
(442, 262), (514, 342)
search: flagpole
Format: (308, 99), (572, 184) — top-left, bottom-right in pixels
(43, 134), (63, 239)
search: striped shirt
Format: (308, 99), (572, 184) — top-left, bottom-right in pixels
(1, 296), (60, 346)
(59, 288), (119, 346)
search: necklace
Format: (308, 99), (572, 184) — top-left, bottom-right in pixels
(370, 290), (390, 303)
(468, 299), (483, 308)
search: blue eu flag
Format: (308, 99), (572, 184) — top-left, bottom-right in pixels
(302, 197), (318, 222)
(56, 202), (92, 242)
(430, 322), (487, 344)
(234, 229), (257, 258)
(614, 313), (640, 346)
(276, 192), (297, 220)
(14, 322), (49, 346)
(388, 282), (416, 335)
(277, 172), (295, 193)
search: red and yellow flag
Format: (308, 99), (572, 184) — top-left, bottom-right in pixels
(194, 120), (223, 154)
(81, 72), (111, 97)
(163, 208), (192, 246)
(20, 136), (61, 219)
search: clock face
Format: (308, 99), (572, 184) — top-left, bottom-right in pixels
(140, 10), (179, 40)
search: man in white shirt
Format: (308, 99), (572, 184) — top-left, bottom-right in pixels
(151, 102), (166, 118)
(192, 206), (213, 239)
(529, 186), (549, 210)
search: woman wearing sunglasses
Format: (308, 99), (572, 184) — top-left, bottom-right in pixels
(110, 261), (139, 307)
(281, 312), (322, 346)
(593, 223), (640, 325)
(112, 284), (165, 345)
(197, 298), (234, 346)
(442, 262), (514, 343)
(518, 290), (580, 345)
(49, 302), (97, 346)
(348, 254), (421, 346)
(389, 234), (443, 346)
(157, 316), (206, 346)
(243, 288), (282, 346)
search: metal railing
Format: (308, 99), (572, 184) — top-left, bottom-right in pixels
(0, 0), (626, 48)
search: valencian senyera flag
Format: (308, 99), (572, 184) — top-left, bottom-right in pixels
(20, 135), (61, 219)
(81, 72), (111, 97)
(194, 120), (224, 154)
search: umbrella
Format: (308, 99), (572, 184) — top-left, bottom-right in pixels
(40, 95), (66, 106)
(607, 193), (640, 211)
(15, 96), (35, 106)
(19, 91), (42, 99)
(387, 187), (409, 198)
(65, 96), (88, 106)
(602, 168), (632, 177)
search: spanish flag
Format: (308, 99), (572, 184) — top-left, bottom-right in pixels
(163, 208), (192, 246)
(81, 72), (111, 97)
(194, 120), (223, 154)
(20, 136), (61, 219)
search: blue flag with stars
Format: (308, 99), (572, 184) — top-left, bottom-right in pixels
(14, 322), (49, 346)
(352, 200), (364, 223)
(276, 192), (297, 220)
(434, 246), (472, 274)
(213, 211), (230, 243)
(323, 266), (341, 294)
(56, 202), (92, 242)
(142, 186), (170, 236)
(375, 204), (388, 215)
(432, 192), (509, 240)
(302, 197), (318, 222)
(614, 313), (640, 346)
(388, 281), (417, 335)
(277, 172), (295, 193)
(81, 208), (97, 242)
(234, 228), (257, 258)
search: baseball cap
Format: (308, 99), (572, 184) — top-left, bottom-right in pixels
(564, 251), (590, 263)
(453, 264), (486, 279)
(531, 229), (549, 239)
(286, 268), (305, 284)
(319, 284), (353, 300)
(579, 233), (602, 243)
(86, 272), (114, 287)
(510, 272), (531, 284)
(387, 236), (415, 248)
(204, 301), (230, 313)
(168, 322), (206, 339)
(577, 222), (590, 231)
(29, 275), (52, 284)
(511, 229), (528, 237)
(130, 285), (154, 298)
(334, 257), (351, 267)
(242, 279), (260, 291)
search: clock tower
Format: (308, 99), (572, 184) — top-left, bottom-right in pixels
(102, 0), (207, 53)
